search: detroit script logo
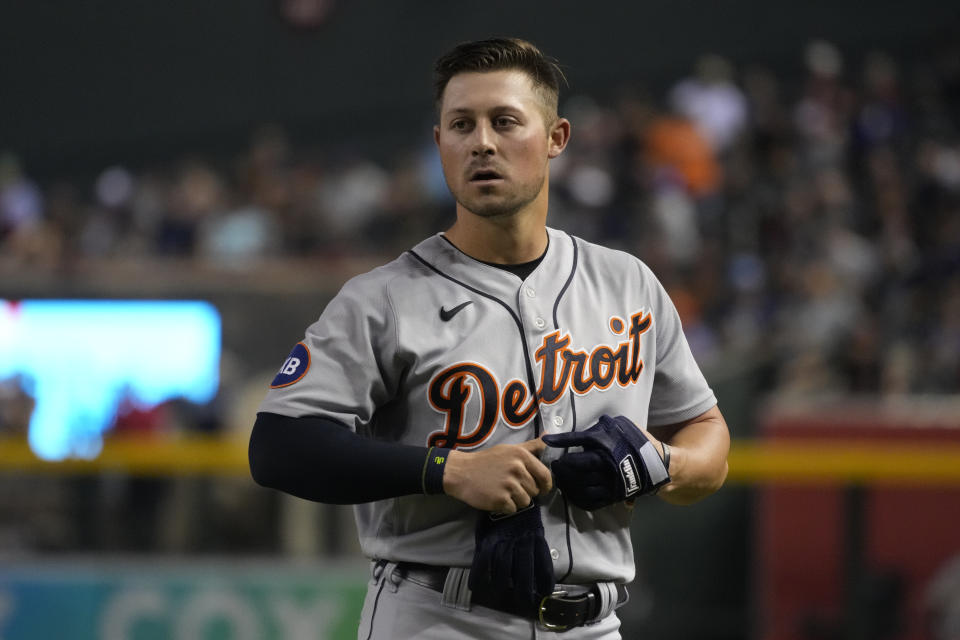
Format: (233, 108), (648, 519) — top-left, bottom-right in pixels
(426, 310), (652, 449)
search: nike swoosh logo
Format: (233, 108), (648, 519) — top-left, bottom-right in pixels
(439, 301), (473, 321)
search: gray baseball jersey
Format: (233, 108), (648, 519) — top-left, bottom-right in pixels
(259, 227), (716, 584)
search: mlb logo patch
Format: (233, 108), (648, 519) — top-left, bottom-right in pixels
(271, 342), (310, 388)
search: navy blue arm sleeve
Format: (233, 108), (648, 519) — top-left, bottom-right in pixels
(248, 412), (431, 504)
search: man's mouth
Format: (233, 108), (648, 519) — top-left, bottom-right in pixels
(469, 169), (504, 183)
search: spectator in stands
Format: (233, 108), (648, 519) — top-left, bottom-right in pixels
(3, 36), (959, 405)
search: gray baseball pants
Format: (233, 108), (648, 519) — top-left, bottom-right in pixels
(356, 561), (623, 640)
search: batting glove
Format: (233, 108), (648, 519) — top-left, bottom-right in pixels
(468, 501), (555, 612)
(542, 414), (670, 510)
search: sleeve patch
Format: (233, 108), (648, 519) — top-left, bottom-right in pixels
(270, 342), (311, 388)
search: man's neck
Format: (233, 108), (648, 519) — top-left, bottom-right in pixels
(444, 206), (548, 265)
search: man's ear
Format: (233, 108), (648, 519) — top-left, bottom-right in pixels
(433, 125), (441, 147)
(547, 118), (571, 159)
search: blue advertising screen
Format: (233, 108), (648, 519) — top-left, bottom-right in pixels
(0, 300), (221, 460)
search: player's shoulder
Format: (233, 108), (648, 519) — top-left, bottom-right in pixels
(565, 232), (656, 279)
(335, 253), (421, 299)
(334, 235), (447, 298)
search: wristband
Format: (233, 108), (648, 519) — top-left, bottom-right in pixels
(422, 446), (451, 495)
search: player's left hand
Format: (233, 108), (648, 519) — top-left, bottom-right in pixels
(542, 414), (670, 510)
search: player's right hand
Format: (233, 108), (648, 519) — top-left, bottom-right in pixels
(442, 438), (552, 513)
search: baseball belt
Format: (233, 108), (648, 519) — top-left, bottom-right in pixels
(390, 561), (628, 632)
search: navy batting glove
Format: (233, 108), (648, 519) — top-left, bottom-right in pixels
(542, 415), (670, 510)
(469, 502), (555, 612)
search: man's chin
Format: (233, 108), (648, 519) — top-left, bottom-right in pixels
(460, 200), (522, 219)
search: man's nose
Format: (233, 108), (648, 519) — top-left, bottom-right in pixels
(471, 123), (496, 156)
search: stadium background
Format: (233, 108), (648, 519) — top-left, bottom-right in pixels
(2, 1), (960, 638)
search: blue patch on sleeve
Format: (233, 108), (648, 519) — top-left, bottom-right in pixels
(270, 342), (310, 388)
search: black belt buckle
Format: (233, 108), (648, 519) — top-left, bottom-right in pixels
(538, 589), (595, 632)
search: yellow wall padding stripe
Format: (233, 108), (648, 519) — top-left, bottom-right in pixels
(3, 438), (960, 484)
(0, 437), (250, 475)
(726, 440), (960, 485)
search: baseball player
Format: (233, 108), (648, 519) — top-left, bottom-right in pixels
(249, 38), (730, 639)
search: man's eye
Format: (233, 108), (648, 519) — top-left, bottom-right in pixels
(494, 117), (516, 128)
(452, 120), (470, 131)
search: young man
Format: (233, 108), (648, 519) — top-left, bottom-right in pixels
(249, 38), (730, 639)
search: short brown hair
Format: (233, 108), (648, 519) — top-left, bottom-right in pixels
(433, 37), (566, 121)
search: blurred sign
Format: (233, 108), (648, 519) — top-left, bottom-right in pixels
(0, 300), (220, 460)
(0, 560), (367, 640)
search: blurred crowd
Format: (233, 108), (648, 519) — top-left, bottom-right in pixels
(0, 34), (959, 566)
(2, 36), (960, 637)
(3, 36), (960, 416)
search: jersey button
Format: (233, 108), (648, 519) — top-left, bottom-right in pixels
(552, 416), (564, 427)
(534, 317), (546, 329)
(525, 287), (536, 298)
(550, 548), (560, 560)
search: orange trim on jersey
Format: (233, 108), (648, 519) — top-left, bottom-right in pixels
(426, 361), (501, 450)
(534, 330), (572, 404)
(269, 342), (311, 388)
(609, 316), (626, 334)
(588, 345), (618, 391)
(501, 379), (538, 427)
(564, 347), (594, 394)
(424, 308), (653, 446)
(536, 309), (653, 399)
